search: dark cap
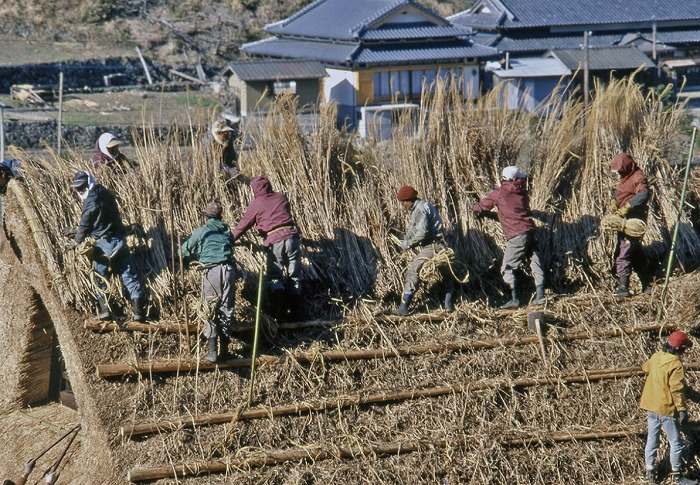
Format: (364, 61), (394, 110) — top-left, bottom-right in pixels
(202, 201), (223, 219)
(70, 171), (90, 191)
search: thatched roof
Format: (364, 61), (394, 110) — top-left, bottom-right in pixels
(1, 75), (700, 483)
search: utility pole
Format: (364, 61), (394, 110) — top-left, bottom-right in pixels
(0, 103), (5, 162)
(57, 72), (64, 157)
(583, 31), (590, 112)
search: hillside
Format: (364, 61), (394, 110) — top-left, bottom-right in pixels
(0, 0), (475, 67)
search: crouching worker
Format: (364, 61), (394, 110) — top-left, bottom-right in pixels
(180, 201), (236, 363)
(66, 171), (147, 322)
(394, 185), (454, 316)
(641, 331), (697, 485)
(473, 166), (545, 309)
(232, 176), (302, 321)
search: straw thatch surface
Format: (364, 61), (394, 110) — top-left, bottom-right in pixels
(1, 76), (700, 483)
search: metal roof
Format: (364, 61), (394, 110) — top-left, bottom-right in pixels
(495, 33), (621, 53)
(450, 0), (700, 30)
(242, 38), (359, 64)
(491, 57), (571, 78)
(265, 0), (449, 41)
(241, 37), (497, 66)
(548, 46), (655, 71)
(222, 60), (327, 81)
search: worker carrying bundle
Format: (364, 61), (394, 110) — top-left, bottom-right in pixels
(393, 185), (454, 316)
(606, 152), (652, 297)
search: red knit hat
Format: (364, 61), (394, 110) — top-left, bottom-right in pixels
(397, 185), (418, 201)
(668, 331), (693, 349)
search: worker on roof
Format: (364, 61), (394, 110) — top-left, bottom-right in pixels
(0, 159), (20, 195)
(232, 176), (302, 321)
(472, 166), (545, 309)
(92, 132), (135, 172)
(641, 331), (697, 485)
(204, 118), (239, 182)
(393, 185), (454, 316)
(2, 459), (34, 485)
(65, 170), (148, 322)
(607, 152), (651, 297)
(180, 201), (237, 363)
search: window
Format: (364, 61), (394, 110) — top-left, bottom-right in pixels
(374, 68), (465, 98)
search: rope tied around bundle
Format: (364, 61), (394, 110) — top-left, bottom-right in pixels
(418, 247), (469, 284)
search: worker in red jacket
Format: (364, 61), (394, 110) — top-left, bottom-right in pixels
(473, 166), (545, 308)
(608, 152), (651, 297)
(233, 176), (302, 321)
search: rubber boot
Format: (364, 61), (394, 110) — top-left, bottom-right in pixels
(218, 335), (234, 361)
(203, 337), (218, 363)
(268, 288), (289, 321)
(444, 291), (454, 313)
(671, 472), (698, 485)
(394, 292), (414, 316)
(614, 276), (631, 297)
(640, 275), (653, 295)
(500, 287), (520, 309)
(645, 468), (659, 484)
(131, 298), (147, 322)
(95, 296), (112, 321)
(531, 285), (546, 306)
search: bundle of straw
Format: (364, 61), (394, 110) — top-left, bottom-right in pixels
(601, 214), (647, 238)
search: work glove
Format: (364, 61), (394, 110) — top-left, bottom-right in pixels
(44, 471), (57, 484)
(679, 411), (689, 427)
(400, 240), (410, 251)
(65, 239), (79, 251)
(607, 198), (618, 214)
(617, 203), (632, 217)
(23, 459), (35, 477)
(61, 226), (77, 238)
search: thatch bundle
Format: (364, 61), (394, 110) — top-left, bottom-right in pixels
(601, 214), (647, 238)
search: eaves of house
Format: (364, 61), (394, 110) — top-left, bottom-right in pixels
(548, 46), (655, 71)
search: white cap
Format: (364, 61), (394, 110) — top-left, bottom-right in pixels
(502, 166), (526, 180)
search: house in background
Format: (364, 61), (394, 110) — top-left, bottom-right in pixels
(449, 0), (700, 89)
(486, 57), (571, 112)
(220, 60), (327, 117)
(241, 0), (497, 129)
(547, 46), (655, 85)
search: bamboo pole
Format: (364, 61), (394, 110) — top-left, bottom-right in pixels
(98, 323), (671, 378)
(84, 318), (337, 334)
(122, 360), (696, 438)
(248, 264), (264, 407)
(1, 103), (5, 161)
(127, 427), (643, 482)
(657, 126), (697, 325)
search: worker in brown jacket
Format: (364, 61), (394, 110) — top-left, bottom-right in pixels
(608, 152), (651, 297)
(641, 331), (697, 485)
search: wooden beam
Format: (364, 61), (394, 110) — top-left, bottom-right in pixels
(123, 359), (693, 439)
(85, 318), (338, 334)
(170, 69), (207, 85)
(98, 324), (671, 379)
(128, 427), (644, 481)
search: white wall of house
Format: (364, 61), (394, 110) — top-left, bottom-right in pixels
(325, 68), (358, 127)
(463, 65), (480, 100)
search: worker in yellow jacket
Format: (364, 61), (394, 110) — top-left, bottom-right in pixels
(640, 331), (697, 485)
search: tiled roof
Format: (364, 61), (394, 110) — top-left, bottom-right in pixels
(491, 57), (571, 78)
(549, 46), (655, 71)
(353, 41), (498, 64)
(265, 0), (449, 41)
(241, 37), (497, 66)
(223, 60), (327, 81)
(451, 0), (700, 30)
(360, 22), (471, 41)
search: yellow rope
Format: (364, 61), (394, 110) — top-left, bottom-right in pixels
(418, 247), (469, 284)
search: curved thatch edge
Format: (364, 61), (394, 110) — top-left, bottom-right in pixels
(0, 182), (116, 481)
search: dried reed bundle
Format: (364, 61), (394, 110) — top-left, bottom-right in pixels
(601, 214), (647, 238)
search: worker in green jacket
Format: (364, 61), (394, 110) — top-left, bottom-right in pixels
(640, 331), (697, 485)
(180, 201), (236, 363)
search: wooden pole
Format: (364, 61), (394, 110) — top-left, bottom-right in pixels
(85, 320), (198, 334)
(657, 127), (696, 325)
(57, 72), (64, 156)
(583, 31), (590, 114)
(127, 428), (641, 481)
(98, 323), (672, 379)
(135, 47), (153, 85)
(248, 263), (265, 407)
(122, 360), (696, 439)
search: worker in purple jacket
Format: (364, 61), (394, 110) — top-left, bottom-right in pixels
(473, 166), (545, 309)
(233, 176), (302, 321)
